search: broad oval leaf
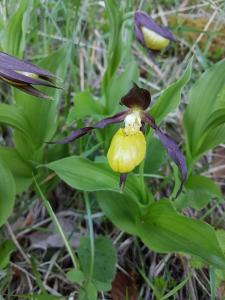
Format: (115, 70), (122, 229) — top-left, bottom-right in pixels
(137, 200), (225, 269)
(175, 175), (222, 210)
(78, 281), (97, 300)
(96, 191), (142, 236)
(0, 161), (16, 227)
(46, 156), (142, 200)
(77, 236), (116, 291)
(0, 240), (16, 269)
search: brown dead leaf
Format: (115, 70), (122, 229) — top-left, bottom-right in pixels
(29, 216), (80, 250)
(111, 268), (137, 300)
(11, 265), (22, 279)
(22, 212), (33, 227)
(217, 281), (225, 300)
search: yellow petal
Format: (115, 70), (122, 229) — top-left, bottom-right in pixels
(141, 27), (169, 50)
(107, 128), (146, 173)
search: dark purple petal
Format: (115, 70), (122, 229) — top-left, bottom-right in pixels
(0, 51), (58, 99)
(134, 21), (146, 47)
(0, 51), (53, 77)
(120, 83), (151, 110)
(48, 111), (128, 144)
(15, 85), (52, 100)
(134, 11), (176, 43)
(140, 121), (145, 133)
(47, 127), (93, 144)
(119, 173), (128, 190)
(0, 68), (56, 87)
(94, 110), (129, 128)
(143, 114), (187, 197)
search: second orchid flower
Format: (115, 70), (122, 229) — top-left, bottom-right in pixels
(134, 11), (176, 55)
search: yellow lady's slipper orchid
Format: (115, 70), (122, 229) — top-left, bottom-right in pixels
(50, 84), (187, 197)
(107, 109), (146, 173)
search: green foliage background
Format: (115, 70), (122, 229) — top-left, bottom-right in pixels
(0, 0), (225, 299)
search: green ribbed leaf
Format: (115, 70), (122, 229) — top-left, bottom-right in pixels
(0, 161), (16, 227)
(0, 103), (32, 141)
(46, 156), (142, 201)
(150, 57), (193, 124)
(184, 58), (225, 159)
(138, 200), (225, 269)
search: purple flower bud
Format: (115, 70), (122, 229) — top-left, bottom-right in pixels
(134, 11), (176, 53)
(0, 51), (58, 99)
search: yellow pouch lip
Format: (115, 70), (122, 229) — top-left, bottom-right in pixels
(141, 27), (170, 50)
(107, 128), (146, 173)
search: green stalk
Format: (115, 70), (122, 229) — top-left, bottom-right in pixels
(84, 192), (95, 280)
(33, 175), (79, 269)
(209, 266), (215, 300)
(139, 160), (147, 204)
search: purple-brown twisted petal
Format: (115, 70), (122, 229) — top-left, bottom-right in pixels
(143, 114), (187, 197)
(134, 11), (176, 49)
(93, 110), (129, 128)
(120, 83), (151, 110)
(48, 110), (129, 144)
(0, 52), (53, 77)
(0, 68), (55, 87)
(0, 51), (57, 98)
(47, 127), (93, 144)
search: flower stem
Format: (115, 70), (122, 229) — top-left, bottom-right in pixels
(139, 161), (147, 203)
(33, 175), (79, 269)
(209, 266), (215, 300)
(84, 192), (95, 280)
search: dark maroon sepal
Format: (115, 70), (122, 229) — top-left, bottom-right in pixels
(143, 114), (187, 197)
(48, 111), (128, 144)
(47, 127), (93, 144)
(119, 173), (128, 190)
(0, 51), (58, 98)
(134, 11), (176, 50)
(0, 68), (56, 87)
(120, 83), (151, 110)
(94, 111), (128, 128)
(15, 85), (52, 100)
(0, 52), (53, 77)
(140, 121), (145, 133)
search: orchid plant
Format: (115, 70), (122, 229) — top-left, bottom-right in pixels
(49, 83), (186, 196)
(1, 4), (225, 299)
